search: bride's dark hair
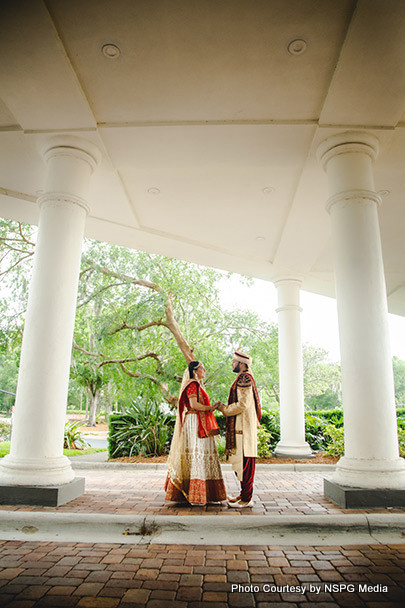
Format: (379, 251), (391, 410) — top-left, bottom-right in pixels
(188, 360), (200, 378)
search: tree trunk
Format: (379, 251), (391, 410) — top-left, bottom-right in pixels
(85, 386), (89, 418)
(88, 389), (99, 426)
(164, 296), (194, 363)
(105, 382), (113, 418)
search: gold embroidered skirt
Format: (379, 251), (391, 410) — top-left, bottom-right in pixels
(164, 413), (226, 504)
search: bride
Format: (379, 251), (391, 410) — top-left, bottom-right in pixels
(164, 360), (227, 505)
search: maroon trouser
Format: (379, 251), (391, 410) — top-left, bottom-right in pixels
(240, 456), (256, 502)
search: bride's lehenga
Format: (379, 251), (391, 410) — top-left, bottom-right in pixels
(164, 380), (227, 505)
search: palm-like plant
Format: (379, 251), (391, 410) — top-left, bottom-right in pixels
(110, 398), (170, 458)
(64, 420), (90, 450)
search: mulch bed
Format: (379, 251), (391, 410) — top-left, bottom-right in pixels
(109, 452), (339, 464)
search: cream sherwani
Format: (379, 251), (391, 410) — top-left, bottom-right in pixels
(219, 372), (259, 479)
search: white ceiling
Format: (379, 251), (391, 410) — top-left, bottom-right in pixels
(1, 0), (405, 312)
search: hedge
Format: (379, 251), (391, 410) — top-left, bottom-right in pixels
(108, 407), (405, 458)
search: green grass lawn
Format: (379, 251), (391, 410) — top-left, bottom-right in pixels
(0, 442), (106, 458)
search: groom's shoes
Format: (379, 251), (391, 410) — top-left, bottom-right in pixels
(228, 498), (254, 508)
(227, 495), (241, 503)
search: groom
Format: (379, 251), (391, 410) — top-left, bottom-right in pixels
(215, 349), (261, 508)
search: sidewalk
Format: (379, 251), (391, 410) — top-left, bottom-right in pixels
(0, 540), (404, 607)
(1, 461), (405, 545)
(0, 461), (405, 606)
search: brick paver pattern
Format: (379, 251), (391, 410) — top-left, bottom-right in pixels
(0, 540), (404, 607)
(0, 468), (404, 516)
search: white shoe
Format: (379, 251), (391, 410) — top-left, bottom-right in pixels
(228, 499), (254, 508)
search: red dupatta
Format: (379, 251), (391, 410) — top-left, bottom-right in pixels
(179, 380), (220, 438)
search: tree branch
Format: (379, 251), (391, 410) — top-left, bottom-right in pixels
(72, 340), (101, 358)
(80, 259), (195, 364)
(164, 294), (194, 363)
(108, 319), (167, 335)
(85, 261), (163, 294)
(73, 340), (163, 371)
(0, 252), (35, 276)
(18, 222), (35, 246)
(119, 362), (178, 407)
(98, 352), (161, 368)
(77, 281), (129, 308)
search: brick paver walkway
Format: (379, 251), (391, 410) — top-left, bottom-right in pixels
(0, 540), (404, 607)
(1, 468), (405, 606)
(1, 468), (404, 517)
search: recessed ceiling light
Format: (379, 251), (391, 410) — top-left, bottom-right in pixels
(287, 39), (307, 55)
(256, 236), (265, 241)
(262, 187), (275, 195)
(377, 189), (390, 197)
(147, 187), (160, 195)
(102, 43), (121, 59)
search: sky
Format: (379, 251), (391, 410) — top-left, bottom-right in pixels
(218, 275), (405, 363)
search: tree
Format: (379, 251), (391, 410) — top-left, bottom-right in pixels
(306, 388), (341, 411)
(73, 240), (280, 416)
(0, 219), (343, 424)
(393, 356), (405, 406)
(0, 219), (35, 326)
(302, 344), (341, 409)
(0, 220), (34, 413)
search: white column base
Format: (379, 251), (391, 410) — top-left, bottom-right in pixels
(273, 441), (313, 458)
(0, 454), (75, 486)
(332, 456), (405, 489)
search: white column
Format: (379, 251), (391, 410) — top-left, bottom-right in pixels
(0, 140), (99, 486)
(274, 278), (312, 457)
(317, 131), (405, 489)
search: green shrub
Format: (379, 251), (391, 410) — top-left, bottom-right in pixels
(397, 414), (405, 430)
(304, 414), (330, 451)
(109, 399), (171, 458)
(216, 435), (226, 459)
(64, 420), (90, 450)
(323, 424), (345, 457)
(305, 408), (344, 427)
(398, 422), (405, 457)
(260, 410), (280, 449)
(0, 441), (10, 457)
(0, 420), (11, 441)
(214, 411), (227, 434)
(257, 426), (272, 458)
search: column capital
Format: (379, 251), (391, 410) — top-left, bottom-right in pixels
(317, 131), (379, 171)
(274, 277), (303, 312)
(276, 304), (303, 314)
(44, 145), (99, 174)
(40, 137), (101, 212)
(273, 276), (303, 288)
(41, 135), (101, 173)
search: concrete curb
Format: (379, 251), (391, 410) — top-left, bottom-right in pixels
(0, 510), (404, 546)
(69, 460), (337, 472)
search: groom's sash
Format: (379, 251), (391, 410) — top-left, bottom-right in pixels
(225, 372), (261, 456)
